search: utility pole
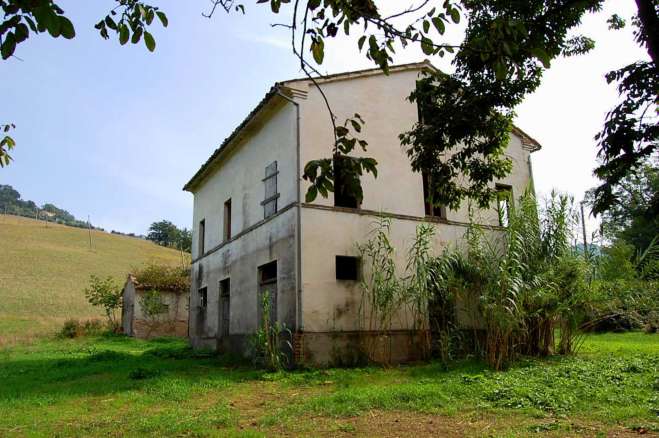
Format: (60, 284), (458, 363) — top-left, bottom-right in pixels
(87, 215), (93, 250)
(580, 201), (588, 259)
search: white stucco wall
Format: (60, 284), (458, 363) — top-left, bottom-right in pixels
(191, 98), (298, 259)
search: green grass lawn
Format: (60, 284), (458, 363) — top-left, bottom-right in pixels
(0, 215), (186, 345)
(0, 332), (656, 437)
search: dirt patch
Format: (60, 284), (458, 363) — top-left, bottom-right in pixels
(255, 409), (655, 437)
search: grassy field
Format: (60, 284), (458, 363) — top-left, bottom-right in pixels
(0, 332), (656, 437)
(0, 215), (186, 345)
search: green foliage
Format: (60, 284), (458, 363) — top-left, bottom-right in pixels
(400, 73), (514, 209)
(437, 190), (588, 369)
(587, 160), (659, 257)
(84, 275), (122, 331)
(303, 114), (377, 205)
(0, 0), (167, 61)
(58, 319), (107, 339)
(0, 123), (15, 167)
(356, 218), (441, 363)
(146, 220), (192, 252)
(0, 333), (656, 435)
(138, 290), (168, 319)
(585, 279), (659, 333)
(598, 241), (638, 282)
(249, 290), (291, 371)
(591, 29), (657, 215)
(133, 263), (190, 291)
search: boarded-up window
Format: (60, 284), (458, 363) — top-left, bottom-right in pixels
(219, 278), (230, 337)
(334, 156), (360, 209)
(198, 219), (205, 256)
(262, 161), (279, 218)
(223, 199), (232, 241)
(496, 184), (513, 227)
(422, 171), (446, 219)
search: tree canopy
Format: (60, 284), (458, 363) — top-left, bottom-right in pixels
(586, 158), (659, 254)
(146, 220), (192, 252)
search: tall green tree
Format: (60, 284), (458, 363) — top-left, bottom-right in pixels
(586, 159), (659, 253)
(146, 219), (191, 251)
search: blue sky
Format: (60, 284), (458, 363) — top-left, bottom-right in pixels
(0, 0), (646, 235)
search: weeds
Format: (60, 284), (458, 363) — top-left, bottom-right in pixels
(249, 290), (292, 371)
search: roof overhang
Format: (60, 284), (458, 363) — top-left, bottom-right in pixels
(511, 126), (542, 152)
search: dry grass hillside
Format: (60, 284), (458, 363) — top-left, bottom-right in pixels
(0, 215), (187, 346)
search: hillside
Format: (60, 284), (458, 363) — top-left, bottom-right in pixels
(0, 215), (188, 346)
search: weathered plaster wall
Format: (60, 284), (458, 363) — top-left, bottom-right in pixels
(291, 67), (533, 225)
(189, 208), (297, 350)
(132, 289), (189, 339)
(191, 99), (298, 259)
(291, 66), (535, 341)
(300, 207), (480, 333)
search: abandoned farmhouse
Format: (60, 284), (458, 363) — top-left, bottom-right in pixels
(183, 61), (541, 365)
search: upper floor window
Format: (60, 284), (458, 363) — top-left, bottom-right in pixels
(198, 219), (205, 256)
(223, 199), (232, 241)
(334, 156), (360, 209)
(422, 171), (446, 219)
(496, 184), (513, 227)
(262, 161), (279, 218)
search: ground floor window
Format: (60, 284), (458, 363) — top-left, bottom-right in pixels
(336, 256), (360, 281)
(257, 261), (277, 327)
(198, 287), (208, 309)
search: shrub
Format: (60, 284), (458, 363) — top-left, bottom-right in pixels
(584, 279), (659, 332)
(59, 319), (81, 338)
(58, 318), (108, 338)
(133, 263), (190, 291)
(84, 275), (122, 331)
(437, 190), (589, 369)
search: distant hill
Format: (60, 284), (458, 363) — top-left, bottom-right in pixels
(0, 215), (188, 347)
(0, 184), (99, 230)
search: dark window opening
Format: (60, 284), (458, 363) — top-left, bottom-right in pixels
(336, 256), (360, 281)
(258, 261), (277, 327)
(223, 199), (232, 241)
(496, 184), (513, 227)
(198, 219), (205, 256)
(422, 171), (446, 219)
(258, 260), (277, 285)
(334, 156), (360, 209)
(219, 278), (230, 337)
(198, 287), (208, 309)
(262, 161), (279, 218)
